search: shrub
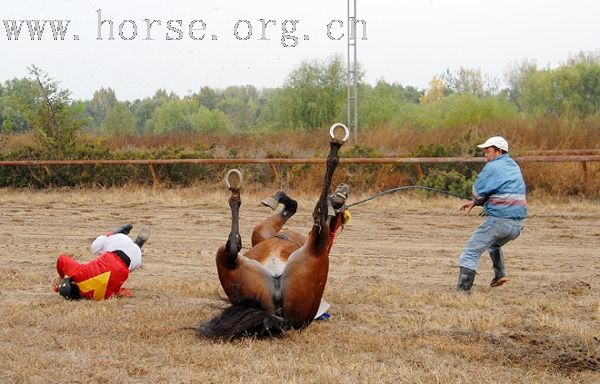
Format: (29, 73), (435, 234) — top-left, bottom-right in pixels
(419, 169), (476, 198)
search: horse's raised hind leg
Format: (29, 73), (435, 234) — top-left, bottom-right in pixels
(252, 191), (298, 246)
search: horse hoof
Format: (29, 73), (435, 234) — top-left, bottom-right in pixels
(330, 183), (350, 209)
(225, 169), (243, 191)
(260, 196), (279, 210)
(329, 123), (350, 144)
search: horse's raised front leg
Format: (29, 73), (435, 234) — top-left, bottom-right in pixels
(201, 169), (288, 340)
(310, 124), (349, 251)
(281, 124), (349, 328)
(251, 191), (298, 246)
(216, 170), (244, 297)
(216, 170), (279, 306)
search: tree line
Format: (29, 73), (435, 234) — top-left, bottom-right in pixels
(2, 52), (600, 142)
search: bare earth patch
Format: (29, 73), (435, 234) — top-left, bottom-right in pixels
(0, 188), (598, 383)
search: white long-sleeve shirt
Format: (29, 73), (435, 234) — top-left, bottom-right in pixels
(91, 233), (142, 271)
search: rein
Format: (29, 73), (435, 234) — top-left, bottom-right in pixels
(345, 185), (470, 208)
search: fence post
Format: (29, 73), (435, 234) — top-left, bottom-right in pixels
(581, 161), (588, 189)
(148, 164), (160, 188)
(270, 164), (279, 185)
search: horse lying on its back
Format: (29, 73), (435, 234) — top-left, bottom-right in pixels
(198, 125), (350, 340)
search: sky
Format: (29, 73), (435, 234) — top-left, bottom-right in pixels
(1, 0), (600, 101)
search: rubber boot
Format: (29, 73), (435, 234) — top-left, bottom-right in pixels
(112, 223), (133, 235)
(490, 249), (508, 287)
(134, 227), (151, 248)
(456, 267), (476, 293)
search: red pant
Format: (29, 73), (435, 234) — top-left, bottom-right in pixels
(56, 252), (130, 300)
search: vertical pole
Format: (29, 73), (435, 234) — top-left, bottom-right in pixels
(347, 0), (358, 144)
(353, 0), (358, 143)
(347, 0), (351, 141)
(581, 161), (588, 192)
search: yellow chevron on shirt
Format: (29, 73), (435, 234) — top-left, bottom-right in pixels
(76, 271), (111, 300)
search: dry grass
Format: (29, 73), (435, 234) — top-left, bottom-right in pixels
(0, 187), (598, 384)
(6, 115), (598, 157)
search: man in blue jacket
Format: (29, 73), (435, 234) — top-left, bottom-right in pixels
(457, 136), (527, 293)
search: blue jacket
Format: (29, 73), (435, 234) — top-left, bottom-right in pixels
(472, 154), (528, 219)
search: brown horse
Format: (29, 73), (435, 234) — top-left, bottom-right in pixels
(198, 125), (350, 340)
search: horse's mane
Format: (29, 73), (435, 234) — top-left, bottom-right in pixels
(197, 298), (289, 340)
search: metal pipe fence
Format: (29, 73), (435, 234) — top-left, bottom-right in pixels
(0, 156), (597, 188)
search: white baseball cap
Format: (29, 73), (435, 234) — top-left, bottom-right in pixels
(477, 136), (509, 152)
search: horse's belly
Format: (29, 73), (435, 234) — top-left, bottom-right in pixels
(262, 256), (286, 277)
(245, 238), (299, 277)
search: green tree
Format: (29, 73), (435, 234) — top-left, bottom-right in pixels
(417, 93), (518, 129)
(259, 56), (348, 130)
(195, 86), (223, 110)
(86, 87), (117, 129)
(442, 67), (499, 96)
(26, 65), (88, 156)
(130, 89), (177, 134)
(519, 54), (600, 117)
(130, 98), (159, 134)
(215, 85), (260, 132)
(101, 102), (135, 135)
(0, 78), (39, 132)
(145, 98), (196, 134)
(503, 59), (537, 110)
(359, 80), (423, 127)
(191, 105), (233, 134)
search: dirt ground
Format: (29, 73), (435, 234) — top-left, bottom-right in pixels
(0, 187), (598, 383)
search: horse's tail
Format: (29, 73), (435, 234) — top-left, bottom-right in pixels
(198, 299), (288, 340)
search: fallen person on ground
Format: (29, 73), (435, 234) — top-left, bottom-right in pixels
(52, 224), (150, 300)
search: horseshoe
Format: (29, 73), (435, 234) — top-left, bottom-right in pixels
(225, 169), (243, 190)
(329, 123), (350, 143)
